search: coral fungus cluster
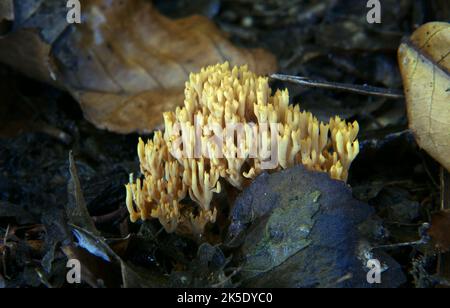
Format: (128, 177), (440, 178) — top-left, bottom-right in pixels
(126, 62), (359, 236)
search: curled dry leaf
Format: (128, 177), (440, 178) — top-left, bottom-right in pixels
(0, 0), (276, 133)
(398, 22), (450, 171)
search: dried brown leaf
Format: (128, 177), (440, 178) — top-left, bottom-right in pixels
(61, 245), (121, 288)
(0, 0), (277, 133)
(398, 22), (450, 171)
(428, 209), (450, 253)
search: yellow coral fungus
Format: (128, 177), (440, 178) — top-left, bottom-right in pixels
(126, 62), (360, 236)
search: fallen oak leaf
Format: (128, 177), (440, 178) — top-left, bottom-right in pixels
(226, 165), (406, 288)
(0, 0), (276, 133)
(398, 22), (450, 171)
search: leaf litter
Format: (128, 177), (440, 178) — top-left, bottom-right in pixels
(0, 0), (449, 288)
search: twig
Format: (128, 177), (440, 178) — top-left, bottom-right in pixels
(68, 151), (99, 235)
(327, 272), (353, 287)
(35, 268), (54, 288)
(371, 223), (430, 251)
(440, 167), (450, 211)
(92, 207), (128, 225)
(420, 152), (440, 189)
(270, 74), (404, 99)
(211, 266), (242, 288)
(371, 238), (428, 251)
(1, 225), (10, 280)
(438, 168), (450, 276)
(33, 121), (72, 145)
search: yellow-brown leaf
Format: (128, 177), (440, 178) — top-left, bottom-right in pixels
(398, 22), (450, 171)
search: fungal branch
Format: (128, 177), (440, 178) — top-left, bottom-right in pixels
(125, 62), (360, 236)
